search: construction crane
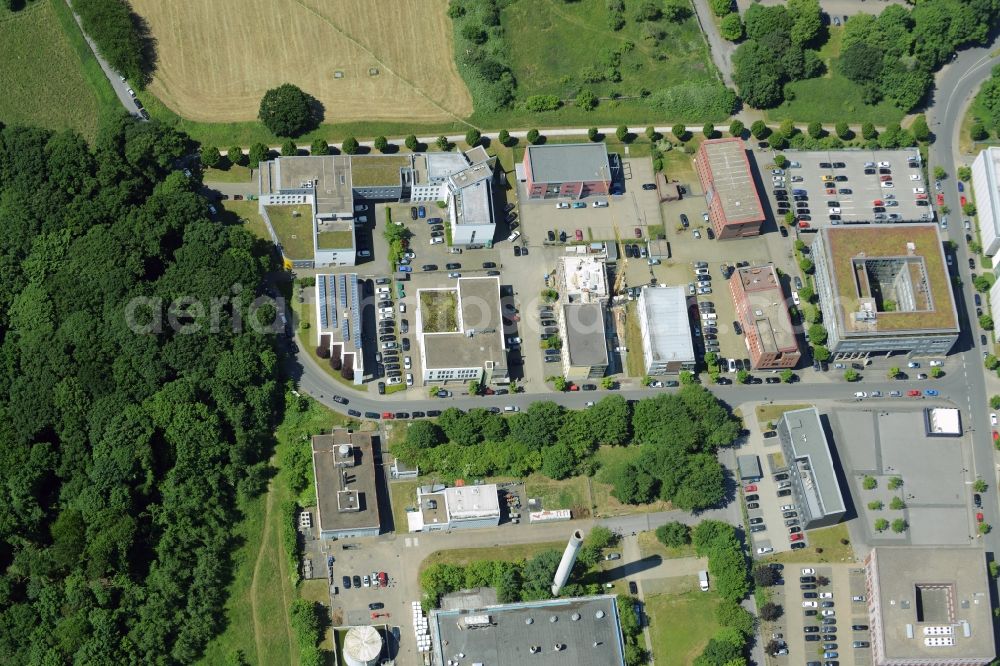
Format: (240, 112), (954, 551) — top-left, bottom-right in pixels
(612, 222), (628, 297)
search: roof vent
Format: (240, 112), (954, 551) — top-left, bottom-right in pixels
(549, 615), (558, 623)
(571, 613), (581, 621)
(595, 610), (606, 619)
(525, 617), (533, 625)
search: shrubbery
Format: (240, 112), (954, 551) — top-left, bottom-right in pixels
(649, 82), (738, 122)
(449, 0), (516, 112)
(75, 0), (152, 86)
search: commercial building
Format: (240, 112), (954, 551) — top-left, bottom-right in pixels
(812, 225), (960, 357)
(258, 149), (499, 266)
(406, 483), (501, 532)
(737, 454), (762, 482)
(971, 147), (1000, 256)
(416, 276), (508, 385)
(522, 143), (614, 200)
(311, 430), (381, 539)
(315, 273), (364, 384)
(864, 547), (994, 666)
(637, 286), (696, 375)
(694, 138), (765, 239)
(555, 256), (610, 380)
(728, 264), (800, 369)
(429, 595), (627, 666)
(775, 407), (847, 529)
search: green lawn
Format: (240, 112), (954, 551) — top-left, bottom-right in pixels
(316, 230), (355, 250)
(419, 542), (565, 573)
(766, 523), (856, 564)
(204, 164), (255, 184)
(200, 396), (352, 665)
(220, 199), (272, 243)
(266, 205), (314, 260)
(1, 0), (110, 141)
(593, 446), (673, 517)
(390, 479), (422, 533)
(646, 591), (721, 666)
(525, 473), (592, 516)
(637, 530), (696, 560)
(502, 0), (716, 101)
(624, 302), (644, 377)
(766, 27), (904, 126)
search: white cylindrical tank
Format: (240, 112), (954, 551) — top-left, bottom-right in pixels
(343, 625), (383, 666)
(551, 529), (585, 596)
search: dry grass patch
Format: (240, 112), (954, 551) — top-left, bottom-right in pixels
(419, 290), (459, 333)
(131, 0), (471, 124)
(755, 403), (811, 426)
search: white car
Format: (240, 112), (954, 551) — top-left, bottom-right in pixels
(694, 267), (711, 275)
(362, 575), (370, 587)
(406, 373), (413, 387)
(757, 546), (773, 555)
(910, 174), (921, 181)
(819, 592), (833, 599)
(555, 202), (570, 209)
(650, 380), (665, 388)
(992, 413), (998, 426)
(379, 307), (394, 315)
(913, 187), (926, 194)
(791, 291), (800, 306)
(429, 237), (444, 245)
(802, 601), (818, 608)
(880, 181), (894, 188)
(404, 356), (412, 369)
(878, 161), (891, 168)
(508, 230), (521, 242)
(929, 360), (942, 367)
(592, 200), (609, 208)
(508, 336), (521, 344)
(386, 376), (402, 385)
(586, 401), (595, 407)
(504, 405), (520, 412)
(781, 504), (795, 511)
(854, 391), (867, 398)
(829, 207), (841, 214)
(801, 568), (815, 575)
(822, 610), (836, 617)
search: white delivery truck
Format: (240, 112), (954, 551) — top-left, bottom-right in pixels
(698, 570), (710, 592)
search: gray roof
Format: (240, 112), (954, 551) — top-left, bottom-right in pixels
(430, 596), (626, 666)
(311, 430), (380, 534)
(426, 152), (471, 183)
(563, 303), (609, 367)
(638, 287), (696, 365)
(869, 547), (995, 662)
(737, 454), (762, 480)
(777, 408), (846, 517)
(526, 143), (612, 184)
(421, 277), (507, 371)
(452, 171), (494, 227)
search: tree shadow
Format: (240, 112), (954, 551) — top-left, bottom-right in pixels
(132, 12), (159, 89)
(307, 96), (326, 134)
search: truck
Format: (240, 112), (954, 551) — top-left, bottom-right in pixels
(698, 570), (710, 592)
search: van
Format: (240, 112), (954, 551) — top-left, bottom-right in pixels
(698, 570), (710, 592)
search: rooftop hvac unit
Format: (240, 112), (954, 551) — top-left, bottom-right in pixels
(463, 614), (492, 628)
(924, 637), (955, 647)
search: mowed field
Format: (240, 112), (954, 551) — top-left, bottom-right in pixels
(0, 0), (102, 140)
(130, 0), (472, 124)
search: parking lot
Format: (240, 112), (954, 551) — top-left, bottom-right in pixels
(762, 149), (931, 230)
(766, 563), (872, 666)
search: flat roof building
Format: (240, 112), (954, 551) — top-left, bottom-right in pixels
(523, 143), (614, 200)
(971, 147), (1000, 256)
(864, 547), (995, 666)
(812, 225), (959, 357)
(311, 430), (381, 539)
(416, 277), (508, 385)
(737, 454), (762, 482)
(775, 407), (846, 529)
(637, 286), (696, 375)
(429, 595), (627, 666)
(729, 264), (800, 369)
(315, 273), (364, 384)
(694, 138), (765, 239)
(561, 303), (609, 381)
(407, 483), (501, 532)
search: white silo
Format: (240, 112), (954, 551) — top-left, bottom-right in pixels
(343, 625), (383, 666)
(551, 529), (585, 596)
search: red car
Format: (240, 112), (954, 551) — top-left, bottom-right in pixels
(907, 390), (922, 397)
(790, 533), (804, 542)
(568, 384), (580, 391)
(961, 195), (968, 207)
(798, 221), (811, 229)
(381, 411), (394, 419)
(915, 193), (928, 200)
(977, 512), (984, 523)
(371, 612), (390, 619)
(575, 229), (583, 241)
(378, 571), (388, 586)
(745, 484), (758, 493)
(936, 193), (945, 205)
(993, 430), (999, 443)
(826, 188), (836, 195)
(873, 199), (884, 206)
(634, 227), (642, 238)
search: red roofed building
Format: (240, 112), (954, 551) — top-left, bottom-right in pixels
(695, 138), (766, 239)
(729, 264), (800, 369)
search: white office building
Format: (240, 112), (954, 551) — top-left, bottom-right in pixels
(406, 483), (501, 532)
(637, 286), (696, 374)
(972, 147), (1000, 256)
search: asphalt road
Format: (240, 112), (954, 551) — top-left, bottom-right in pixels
(927, 36), (1000, 559)
(63, 0), (146, 120)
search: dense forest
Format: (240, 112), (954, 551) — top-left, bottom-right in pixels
(0, 115), (281, 663)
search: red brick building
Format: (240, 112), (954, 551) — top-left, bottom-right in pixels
(695, 138), (765, 239)
(522, 143), (612, 199)
(729, 264), (800, 369)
